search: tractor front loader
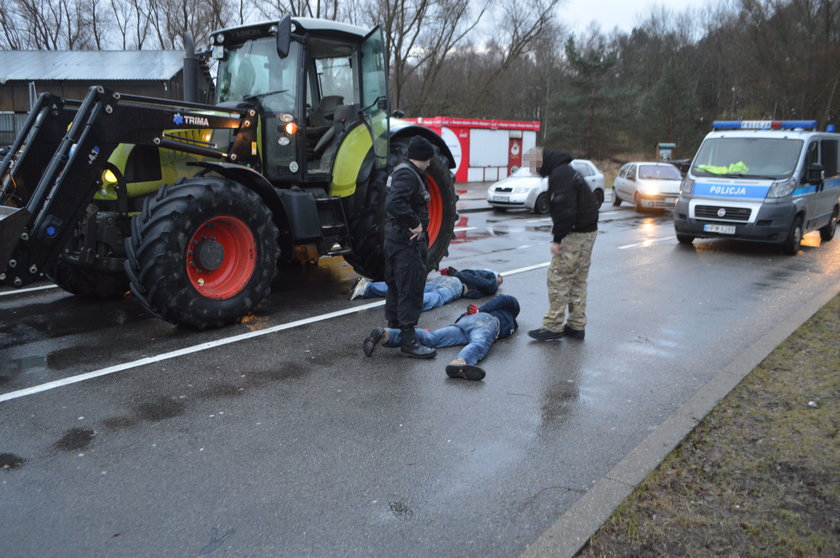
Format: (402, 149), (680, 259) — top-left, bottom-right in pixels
(0, 16), (458, 329)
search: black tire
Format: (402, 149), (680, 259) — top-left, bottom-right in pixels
(533, 192), (550, 214)
(676, 233), (695, 245)
(593, 188), (604, 209)
(343, 166), (388, 280)
(51, 260), (129, 299)
(124, 177), (279, 329)
(345, 138), (458, 280)
(418, 155), (457, 272)
(819, 208), (837, 241)
(781, 215), (803, 255)
(634, 192), (644, 212)
(612, 188), (621, 206)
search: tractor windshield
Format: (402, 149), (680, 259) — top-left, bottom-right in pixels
(217, 38), (300, 113)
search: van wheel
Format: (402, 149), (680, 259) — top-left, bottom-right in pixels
(782, 215), (803, 255)
(676, 233), (694, 245)
(819, 208), (837, 241)
(534, 193), (550, 214)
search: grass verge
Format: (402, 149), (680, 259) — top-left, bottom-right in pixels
(577, 294), (840, 557)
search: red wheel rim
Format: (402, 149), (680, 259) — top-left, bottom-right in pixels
(426, 174), (442, 247)
(186, 216), (256, 299)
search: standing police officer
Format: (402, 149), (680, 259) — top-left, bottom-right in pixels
(383, 136), (438, 358)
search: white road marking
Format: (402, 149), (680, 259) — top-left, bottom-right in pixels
(0, 284), (58, 297)
(527, 218), (552, 224)
(453, 226), (477, 232)
(0, 262), (550, 403)
(617, 236), (676, 250)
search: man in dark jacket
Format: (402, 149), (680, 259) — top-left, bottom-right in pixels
(362, 294), (521, 381)
(527, 148), (598, 341)
(383, 135), (438, 358)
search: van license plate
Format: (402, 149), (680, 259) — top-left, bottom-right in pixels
(493, 195), (509, 202)
(704, 223), (736, 234)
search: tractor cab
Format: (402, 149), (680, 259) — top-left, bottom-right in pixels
(211, 17), (389, 190)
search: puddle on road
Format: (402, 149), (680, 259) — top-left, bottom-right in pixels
(0, 452), (26, 470)
(54, 427), (95, 452)
(136, 396), (186, 422)
(0, 355), (48, 375)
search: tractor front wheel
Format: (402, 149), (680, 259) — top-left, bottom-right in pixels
(51, 260), (130, 299)
(125, 177), (279, 329)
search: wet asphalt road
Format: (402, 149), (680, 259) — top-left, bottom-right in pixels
(2, 194), (840, 557)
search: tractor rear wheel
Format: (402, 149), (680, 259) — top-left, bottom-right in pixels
(343, 142), (458, 280)
(423, 155), (458, 271)
(125, 177), (279, 329)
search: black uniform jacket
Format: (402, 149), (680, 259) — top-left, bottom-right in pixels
(384, 161), (430, 245)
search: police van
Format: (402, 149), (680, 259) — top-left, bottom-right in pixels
(673, 120), (840, 254)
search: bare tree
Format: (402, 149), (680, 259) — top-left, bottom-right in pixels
(464, 0), (561, 108)
(254, 0), (343, 20)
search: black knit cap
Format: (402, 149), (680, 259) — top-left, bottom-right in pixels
(407, 136), (435, 161)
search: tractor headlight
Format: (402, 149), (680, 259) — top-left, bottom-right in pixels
(102, 169), (118, 185)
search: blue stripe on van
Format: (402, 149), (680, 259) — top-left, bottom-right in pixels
(693, 182), (770, 199)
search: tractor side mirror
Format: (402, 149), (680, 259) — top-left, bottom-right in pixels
(805, 163), (824, 185)
(277, 15), (292, 58)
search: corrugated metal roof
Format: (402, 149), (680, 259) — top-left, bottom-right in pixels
(0, 50), (186, 83)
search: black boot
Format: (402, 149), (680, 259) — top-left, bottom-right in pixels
(399, 327), (436, 359)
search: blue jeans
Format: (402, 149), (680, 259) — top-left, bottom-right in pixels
(384, 313), (500, 365)
(367, 276), (463, 311)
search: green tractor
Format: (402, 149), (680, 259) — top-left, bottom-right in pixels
(0, 16), (458, 329)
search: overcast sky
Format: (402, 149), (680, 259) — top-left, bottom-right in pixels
(558, 0), (713, 33)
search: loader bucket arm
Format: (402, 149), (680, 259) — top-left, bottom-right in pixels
(0, 86), (257, 288)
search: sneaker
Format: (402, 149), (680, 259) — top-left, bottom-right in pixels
(349, 277), (369, 300)
(363, 327), (386, 357)
(528, 327), (564, 341)
(445, 358), (485, 381)
(563, 325), (585, 339)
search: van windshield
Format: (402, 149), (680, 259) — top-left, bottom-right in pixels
(691, 137), (803, 179)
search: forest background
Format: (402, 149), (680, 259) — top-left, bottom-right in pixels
(1, 0), (837, 160)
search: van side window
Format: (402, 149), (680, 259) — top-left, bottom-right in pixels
(820, 139), (838, 177)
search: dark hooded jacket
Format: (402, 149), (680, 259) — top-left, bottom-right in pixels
(538, 150), (598, 242)
(454, 294), (520, 339)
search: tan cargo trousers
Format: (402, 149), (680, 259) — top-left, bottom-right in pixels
(542, 231), (597, 332)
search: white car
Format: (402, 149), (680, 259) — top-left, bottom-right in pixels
(486, 159), (605, 213)
(612, 161), (682, 212)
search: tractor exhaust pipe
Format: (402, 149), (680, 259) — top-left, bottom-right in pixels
(183, 33), (198, 103)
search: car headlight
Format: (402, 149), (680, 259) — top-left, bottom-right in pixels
(638, 182), (659, 195)
(680, 176), (694, 195)
(513, 186), (530, 194)
(767, 177), (796, 198)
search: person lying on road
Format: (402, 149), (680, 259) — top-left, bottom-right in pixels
(350, 267), (503, 312)
(362, 294), (520, 381)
